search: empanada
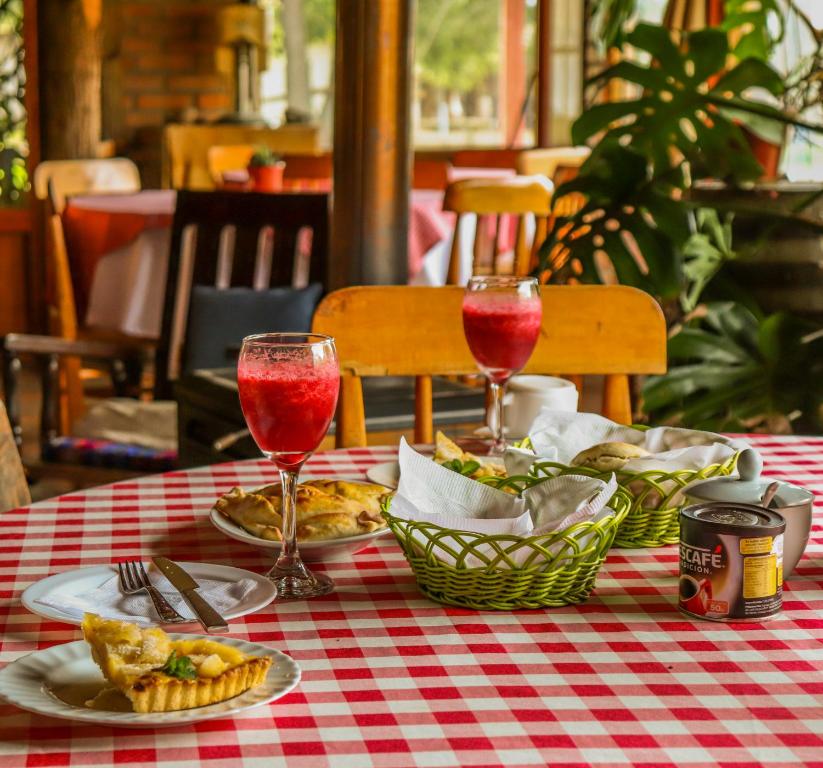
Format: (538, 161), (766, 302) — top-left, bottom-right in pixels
(434, 431), (507, 480)
(213, 488), (283, 540)
(214, 478), (392, 542)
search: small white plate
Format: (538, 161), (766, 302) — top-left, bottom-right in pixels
(0, 635), (300, 728)
(210, 508), (392, 561)
(366, 461), (400, 489)
(21, 563), (277, 627)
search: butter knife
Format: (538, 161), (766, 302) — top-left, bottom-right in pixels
(152, 557), (229, 634)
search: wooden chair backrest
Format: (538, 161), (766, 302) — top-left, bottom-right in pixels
(207, 145), (257, 186)
(313, 285), (667, 447)
(516, 146), (591, 178)
(282, 153), (333, 190)
(33, 158), (141, 213)
(412, 158), (451, 190)
(442, 175), (554, 283)
(0, 399), (30, 512)
(163, 123), (320, 190)
(451, 148), (521, 169)
(155, 190), (330, 398)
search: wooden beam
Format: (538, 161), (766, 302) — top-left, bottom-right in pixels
(502, 0), (526, 147)
(536, 0), (552, 147)
(37, 0), (102, 159)
(331, 0), (413, 287)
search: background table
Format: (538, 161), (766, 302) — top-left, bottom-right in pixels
(2, 435), (823, 767)
(62, 190), (464, 338)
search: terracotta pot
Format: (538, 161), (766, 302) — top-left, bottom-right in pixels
(247, 162), (285, 192)
(741, 126), (783, 181)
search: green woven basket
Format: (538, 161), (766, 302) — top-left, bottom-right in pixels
(528, 452), (740, 548)
(382, 484), (631, 611)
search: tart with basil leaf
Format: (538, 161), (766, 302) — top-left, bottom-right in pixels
(81, 614), (271, 713)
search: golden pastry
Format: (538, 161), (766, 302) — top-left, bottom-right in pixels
(81, 614), (271, 713)
(571, 441), (650, 473)
(434, 431), (507, 480)
(214, 479), (391, 542)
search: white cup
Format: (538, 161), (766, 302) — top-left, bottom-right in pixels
(503, 375), (578, 437)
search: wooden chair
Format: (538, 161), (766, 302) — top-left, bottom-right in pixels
(207, 145), (256, 187)
(282, 153), (333, 190)
(4, 191), (331, 479)
(163, 123), (320, 190)
(312, 285), (667, 447)
(442, 175), (554, 284)
(155, 190), (330, 397)
(33, 158), (141, 214)
(451, 148), (521, 169)
(515, 146), (591, 179)
(0, 399), (30, 512)
(33, 159), (145, 424)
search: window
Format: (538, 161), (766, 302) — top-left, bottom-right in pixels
(259, 0), (335, 146)
(0, 0), (27, 203)
(260, 0), (587, 151)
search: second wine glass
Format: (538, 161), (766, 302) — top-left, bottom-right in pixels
(237, 332), (340, 599)
(462, 276), (542, 453)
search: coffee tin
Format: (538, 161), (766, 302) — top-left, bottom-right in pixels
(679, 502), (785, 622)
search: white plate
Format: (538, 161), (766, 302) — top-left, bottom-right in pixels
(21, 562), (277, 627)
(209, 508), (393, 561)
(366, 461), (400, 489)
(0, 635), (300, 728)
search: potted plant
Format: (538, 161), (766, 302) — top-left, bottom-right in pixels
(539, 7), (823, 433)
(247, 147), (285, 193)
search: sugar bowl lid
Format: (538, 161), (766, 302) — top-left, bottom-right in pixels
(687, 448), (813, 509)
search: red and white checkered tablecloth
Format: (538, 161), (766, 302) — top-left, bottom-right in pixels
(2, 436), (823, 767)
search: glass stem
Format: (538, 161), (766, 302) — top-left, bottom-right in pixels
(274, 467), (311, 579)
(488, 380), (507, 454)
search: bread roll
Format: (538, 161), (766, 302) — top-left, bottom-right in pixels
(571, 441), (649, 472)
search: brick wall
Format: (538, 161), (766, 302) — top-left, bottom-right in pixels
(102, 0), (234, 186)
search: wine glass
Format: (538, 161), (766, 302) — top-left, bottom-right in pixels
(237, 333), (340, 599)
(462, 276), (542, 454)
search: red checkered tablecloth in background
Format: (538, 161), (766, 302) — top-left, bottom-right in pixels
(2, 436), (823, 767)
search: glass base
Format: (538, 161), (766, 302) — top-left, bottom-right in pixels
(266, 565), (334, 599)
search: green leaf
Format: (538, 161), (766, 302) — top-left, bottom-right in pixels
(667, 327), (747, 364)
(570, 101), (638, 145)
(626, 23), (684, 76)
(161, 650), (197, 680)
(714, 58), (784, 97)
(684, 28), (730, 83)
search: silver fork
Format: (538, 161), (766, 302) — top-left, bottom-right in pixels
(117, 561), (187, 624)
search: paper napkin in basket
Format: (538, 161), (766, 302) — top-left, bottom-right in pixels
(34, 568), (259, 625)
(392, 438), (617, 568)
(528, 410), (747, 469)
(524, 410), (749, 505)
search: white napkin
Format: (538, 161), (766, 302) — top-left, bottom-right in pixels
(523, 474), (618, 535)
(393, 439), (618, 569)
(35, 567), (259, 625)
(397, 437), (528, 524)
(527, 410), (747, 471)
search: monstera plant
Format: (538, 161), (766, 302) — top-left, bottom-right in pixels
(543, 22), (787, 302)
(541, 8), (823, 433)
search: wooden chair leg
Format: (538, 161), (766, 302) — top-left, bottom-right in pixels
(603, 374), (631, 424)
(414, 375), (433, 444)
(336, 375), (367, 448)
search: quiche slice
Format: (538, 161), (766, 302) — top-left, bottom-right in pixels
(81, 614), (271, 713)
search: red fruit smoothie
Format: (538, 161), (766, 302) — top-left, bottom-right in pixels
(238, 359), (339, 468)
(462, 294), (542, 382)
